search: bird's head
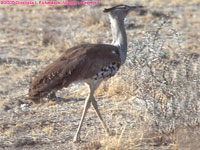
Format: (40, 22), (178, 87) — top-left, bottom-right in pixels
(103, 4), (143, 20)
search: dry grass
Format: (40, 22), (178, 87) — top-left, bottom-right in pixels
(0, 0), (200, 149)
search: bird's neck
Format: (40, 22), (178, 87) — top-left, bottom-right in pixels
(110, 16), (127, 64)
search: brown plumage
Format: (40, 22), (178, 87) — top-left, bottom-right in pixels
(28, 43), (121, 102)
(28, 4), (143, 142)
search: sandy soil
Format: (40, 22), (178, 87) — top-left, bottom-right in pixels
(0, 0), (200, 149)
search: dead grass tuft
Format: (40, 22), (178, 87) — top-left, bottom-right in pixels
(82, 141), (102, 150)
(42, 125), (54, 136)
(82, 8), (102, 26)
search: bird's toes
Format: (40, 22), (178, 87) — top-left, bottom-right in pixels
(73, 134), (81, 143)
(105, 130), (111, 136)
(107, 130), (115, 136)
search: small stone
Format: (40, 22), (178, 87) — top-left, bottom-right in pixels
(15, 137), (36, 147)
(3, 105), (11, 111)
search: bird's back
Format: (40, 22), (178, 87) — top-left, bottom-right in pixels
(28, 44), (121, 102)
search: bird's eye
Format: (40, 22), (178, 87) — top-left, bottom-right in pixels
(121, 6), (126, 9)
(118, 5), (128, 10)
(116, 5), (123, 9)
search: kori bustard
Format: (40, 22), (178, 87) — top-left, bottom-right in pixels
(28, 4), (143, 142)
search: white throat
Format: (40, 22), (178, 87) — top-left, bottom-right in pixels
(109, 15), (127, 64)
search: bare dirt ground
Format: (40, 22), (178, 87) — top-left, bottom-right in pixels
(0, 0), (200, 149)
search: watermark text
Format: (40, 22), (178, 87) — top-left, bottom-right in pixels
(0, 1), (100, 5)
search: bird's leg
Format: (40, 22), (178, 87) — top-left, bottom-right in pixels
(73, 80), (101, 143)
(73, 94), (92, 142)
(91, 98), (110, 136)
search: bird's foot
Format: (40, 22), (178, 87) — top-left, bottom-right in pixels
(73, 134), (81, 143)
(47, 92), (57, 101)
(106, 130), (115, 136)
(105, 128), (112, 136)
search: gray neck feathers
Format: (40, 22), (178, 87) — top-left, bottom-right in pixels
(109, 15), (127, 64)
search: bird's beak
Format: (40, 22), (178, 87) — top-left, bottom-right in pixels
(129, 5), (143, 11)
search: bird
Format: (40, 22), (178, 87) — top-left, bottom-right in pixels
(28, 4), (143, 142)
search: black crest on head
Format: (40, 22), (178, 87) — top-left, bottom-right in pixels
(103, 4), (127, 13)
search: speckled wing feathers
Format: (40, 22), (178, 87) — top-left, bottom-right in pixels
(28, 44), (121, 101)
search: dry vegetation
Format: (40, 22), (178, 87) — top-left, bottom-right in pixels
(0, 0), (200, 149)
